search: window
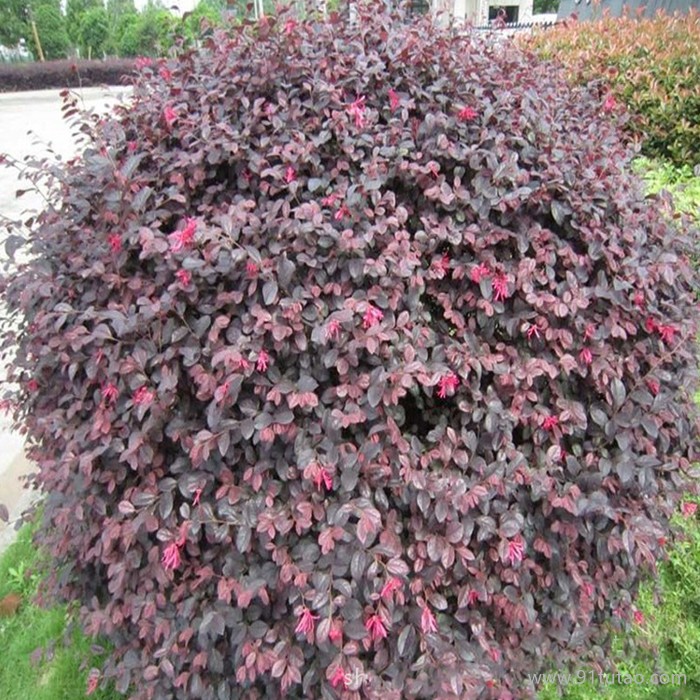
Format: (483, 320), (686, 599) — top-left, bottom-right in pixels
(488, 5), (520, 23)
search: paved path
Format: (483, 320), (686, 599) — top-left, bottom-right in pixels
(0, 86), (132, 552)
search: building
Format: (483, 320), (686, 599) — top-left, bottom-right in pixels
(428, 0), (534, 26)
(558, 0), (698, 20)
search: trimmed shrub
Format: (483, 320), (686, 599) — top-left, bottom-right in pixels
(0, 58), (136, 92)
(1, 3), (699, 699)
(524, 11), (700, 168)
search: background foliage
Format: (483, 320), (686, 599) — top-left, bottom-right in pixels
(524, 11), (700, 168)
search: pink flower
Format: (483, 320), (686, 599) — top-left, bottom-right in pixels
(334, 204), (350, 221)
(363, 304), (384, 329)
(506, 536), (524, 566)
(432, 254), (450, 276)
(163, 104), (177, 128)
(458, 105), (478, 122)
(101, 383), (119, 404)
(646, 378), (660, 396)
(348, 95), (366, 128)
(192, 488), (202, 506)
(330, 666), (347, 689)
(579, 347), (593, 366)
(159, 66), (172, 81)
(380, 577), (403, 603)
(295, 607), (319, 635)
(133, 386), (155, 406)
(492, 273), (510, 302)
(633, 291), (645, 308)
(127, 141), (137, 153)
(470, 263), (490, 283)
(466, 589), (479, 606)
(658, 324), (676, 344)
(108, 234), (122, 253)
(325, 319), (341, 341)
(365, 613), (387, 642)
(603, 94), (617, 113)
(633, 609), (645, 625)
(526, 323), (541, 340)
(86, 669), (100, 696)
(584, 323), (596, 340)
(27, 379), (39, 394)
(313, 467), (333, 492)
(256, 350), (270, 372)
(542, 415), (559, 431)
(681, 501), (698, 518)
(176, 269), (191, 286)
(235, 357), (251, 372)
(285, 166), (296, 183)
(162, 541), (182, 570)
(437, 373), (459, 399)
(321, 192), (339, 207)
(644, 316), (657, 333)
(168, 218), (197, 253)
(420, 605), (438, 634)
(388, 88), (400, 111)
(135, 56), (152, 70)
(214, 380), (230, 404)
(329, 618), (343, 645)
(246, 261), (258, 276)
(284, 19), (297, 34)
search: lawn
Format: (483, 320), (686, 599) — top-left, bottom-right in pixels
(0, 520), (116, 700)
(0, 158), (698, 700)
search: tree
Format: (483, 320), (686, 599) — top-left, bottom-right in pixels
(65, 0), (103, 45)
(103, 0), (137, 56)
(0, 0), (30, 47)
(79, 6), (109, 58)
(533, 0), (559, 13)
(29, 0), (69, 60)
(118, 3), (177, 57)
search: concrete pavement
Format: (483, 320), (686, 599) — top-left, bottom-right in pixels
(0, 86), (132, 552)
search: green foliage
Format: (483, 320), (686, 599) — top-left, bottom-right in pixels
(78, 6), (110, 59)
(29, 0), (69, 60)
(117, 2), (177, 57)
(525, 11), (700, 168)
(180, 0), (224, 44)
(633, 158), (700, 223)
(65, 0), (102, 44)
(0, 0), (30, 47)
(0, 523), (118, 700)
(533, 0), (559, 13)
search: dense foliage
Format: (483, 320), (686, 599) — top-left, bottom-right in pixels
(1, 3), (699, 699)
(524, 11), (700, 168)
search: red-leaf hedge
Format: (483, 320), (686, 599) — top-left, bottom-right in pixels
(524, 11), (700, 168)
(1, 4), (699, 699)
(0, 58), (137, 93)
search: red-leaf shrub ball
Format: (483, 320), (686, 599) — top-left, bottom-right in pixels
(1, 3), (699, 699)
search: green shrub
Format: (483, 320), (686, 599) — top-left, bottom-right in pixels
(524, 12), (700, 168)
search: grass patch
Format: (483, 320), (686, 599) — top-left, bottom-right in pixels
(0, 521), (117, 700)
(633, 158), (700, 223)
